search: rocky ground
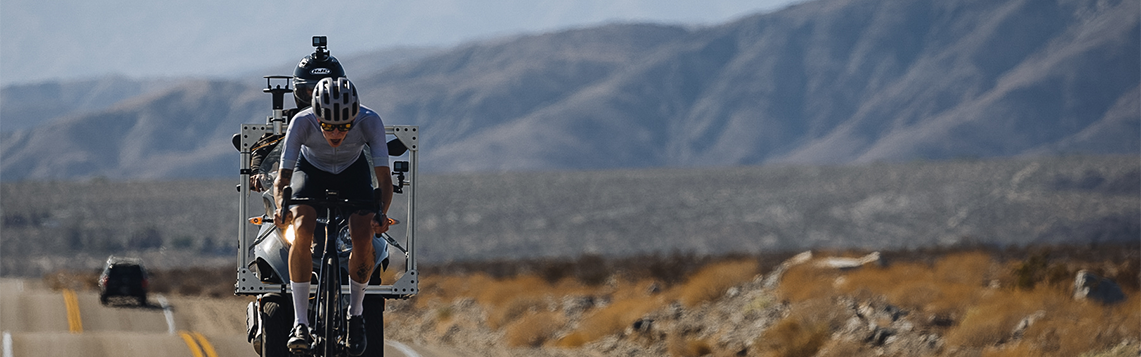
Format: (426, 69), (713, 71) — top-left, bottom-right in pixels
(380, 247), (1140, 357)
(40, 244), (1140, 357)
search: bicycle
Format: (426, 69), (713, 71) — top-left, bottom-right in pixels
(235, 71), (420, 357)
(280, 187), (382, 357)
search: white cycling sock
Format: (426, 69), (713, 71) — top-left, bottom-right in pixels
(349, 279), (367, 316)
(291, 281), (310, 326)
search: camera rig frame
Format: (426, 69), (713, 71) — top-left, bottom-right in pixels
(233, 75), (420, 299)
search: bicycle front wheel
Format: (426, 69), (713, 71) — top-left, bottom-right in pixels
(318, 254), (343, 356)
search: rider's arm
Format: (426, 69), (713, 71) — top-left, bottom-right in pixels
(360, 108), (392, 217)
(375, 166), (393, 216)
(274, 111), (307, 228)
(273, 168), (294, 229)
(373, 166), (393, 234)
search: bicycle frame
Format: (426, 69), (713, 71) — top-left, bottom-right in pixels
(297, 194), (352, 356)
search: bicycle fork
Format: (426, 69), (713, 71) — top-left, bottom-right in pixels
(310, 222), (345, 356)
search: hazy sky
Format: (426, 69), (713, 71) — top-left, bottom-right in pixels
(0, 0), (806, 86)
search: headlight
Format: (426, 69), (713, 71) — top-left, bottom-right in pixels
(337, 228), (353, 255)
(283, 224), (296, 246)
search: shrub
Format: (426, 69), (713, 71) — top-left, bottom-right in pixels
(487, 296), (546, 329)
(755, 298), (842, 357)
(933, 251), (997, 286)
(504, 311), (565, 347)
(676, 259), (758, 307)
(944, 288), (1045, 348)
(754, 315), (831, 357)
(778, 264), (844, 303)
(815, 338), (866, 357)
(666, 334), (714, 357)
(555, 296), (664, 348)
(1021, 292), (1140, 356)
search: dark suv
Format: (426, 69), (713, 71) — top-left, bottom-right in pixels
(98, 256), (149, 306)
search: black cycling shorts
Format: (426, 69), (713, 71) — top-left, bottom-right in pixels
(289, 153), (376, 213)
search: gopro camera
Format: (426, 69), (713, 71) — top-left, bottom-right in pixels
(393, 161), (409, 173)
(312, 36), (327, 47)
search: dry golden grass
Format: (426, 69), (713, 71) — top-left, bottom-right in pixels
(555, 295), (666, 348)
(772, 249), (1139, 356)
(392, 245), (1138, 355)
(486, 296), (547, 329)
(416, 272), (593, 329)
(1018, 292), (1138, 356)
(777, 264), (844, 303)
(414, 273), (494, 309)
(981, 342), (1037, 357)
(941, 274), (1139, 356)
(480, 275), (595, 329)
(933, 251), (996, 285)
(754, 314), (831, 357)
(504, 311), (566, 347)
(675, 259), (758, 307)
(814, 338), (866, 357)
(666, 333), (714, 357)
(754, 298), (847, 357)
(945, 288), (1050, 348)
(834, 252), (998, 317)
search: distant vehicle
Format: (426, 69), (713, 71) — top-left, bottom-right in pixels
(98, 256), (149, 306)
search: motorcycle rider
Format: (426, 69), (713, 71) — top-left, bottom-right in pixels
(273, 77), (393, 356)
(249, 41), (347, 191)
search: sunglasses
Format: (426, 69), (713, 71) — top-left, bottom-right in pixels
(319, 121), (354, 132)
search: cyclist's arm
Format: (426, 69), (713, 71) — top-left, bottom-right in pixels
(274, 110), (306, 226)
(375, 166), (393, 217)
(273, 168), (294, 229)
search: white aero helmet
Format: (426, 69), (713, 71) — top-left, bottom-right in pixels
(312, 77), (360, 125)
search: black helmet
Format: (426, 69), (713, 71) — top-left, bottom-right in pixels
(293, 49), (345, 107)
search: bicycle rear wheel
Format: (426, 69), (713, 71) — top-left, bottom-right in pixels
(317, 253), (342, 356)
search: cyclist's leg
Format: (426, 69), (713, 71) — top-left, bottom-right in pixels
(287, 203), (316, 324)
(285, 157), (324, 337)
(342, 153), (379, 286)
(348, 212), (376, 316)
(340, 154), (376, 355)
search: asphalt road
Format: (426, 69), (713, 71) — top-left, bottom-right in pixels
(0, 278), (439, 357)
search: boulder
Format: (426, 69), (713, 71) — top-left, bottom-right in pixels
(813, 251), (883, 270)
(1072, 270), (1125, 304)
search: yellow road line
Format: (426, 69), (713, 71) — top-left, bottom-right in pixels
(178, 331), (205, 357)
(62, 289), (82, 334)
(178, 330), (218, 357)
(191, 332), (219, 357)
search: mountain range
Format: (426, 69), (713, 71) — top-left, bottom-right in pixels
(1, 0), (1137, 180)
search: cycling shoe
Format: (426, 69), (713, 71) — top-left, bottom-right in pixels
(345, 315), (367, 356)
(287, 324), (312, 352)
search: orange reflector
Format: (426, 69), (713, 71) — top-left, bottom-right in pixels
(249, 217), (263, 225)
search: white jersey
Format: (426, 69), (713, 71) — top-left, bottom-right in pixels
(280, 105), (389, 174)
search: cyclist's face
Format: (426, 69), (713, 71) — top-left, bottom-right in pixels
(322, 125), (350, 147)
(301, 88), (314, 104)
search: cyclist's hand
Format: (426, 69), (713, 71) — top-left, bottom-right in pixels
(249, 174), (264, 192)
(274, 207), (292, 230)
(372, 214), (390, 235)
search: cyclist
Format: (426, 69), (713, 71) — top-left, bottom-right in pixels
(249, 41), (347, 191)
(273, 77), (393, 356)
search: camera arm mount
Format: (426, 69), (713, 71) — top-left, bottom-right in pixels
(263, 76), (293, 135)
